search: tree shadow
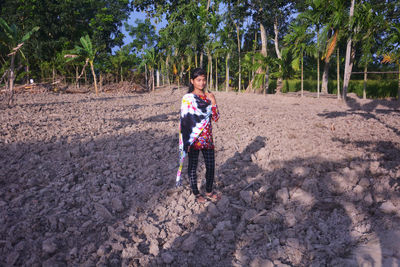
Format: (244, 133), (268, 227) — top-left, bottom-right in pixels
(143, 112), (178, 123)
(110, 118), (139, 131)
(136, 135), (399, 266)
(8, 94), (141, 109)
(318, 97), (400, 137)
(0, 129), (179, 266)
(2, 127), (399, 265)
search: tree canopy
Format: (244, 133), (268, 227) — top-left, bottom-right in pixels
(1, 0), (399, 99)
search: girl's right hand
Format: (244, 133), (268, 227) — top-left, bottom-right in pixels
(205, 91), (216, 106)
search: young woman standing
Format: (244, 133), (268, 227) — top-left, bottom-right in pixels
(176, 68), (220, 203)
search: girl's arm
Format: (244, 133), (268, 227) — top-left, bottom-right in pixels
(205, 92), (219, 122)
(211, 105), (219, 122)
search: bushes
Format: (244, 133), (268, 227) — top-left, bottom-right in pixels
(267, 79), (398, 99)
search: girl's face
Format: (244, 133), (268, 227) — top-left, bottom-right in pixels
(191, 75), (206, 91)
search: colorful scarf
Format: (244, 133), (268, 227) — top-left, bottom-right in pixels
(176, 93), (212, 186)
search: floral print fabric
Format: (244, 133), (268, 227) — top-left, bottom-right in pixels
(176, 93), (213, 186)
(191, 95), (219, 150)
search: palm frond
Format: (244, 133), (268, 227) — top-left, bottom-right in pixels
(322, 30), (338, 62)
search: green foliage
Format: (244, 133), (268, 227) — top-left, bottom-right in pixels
(1, 0), (131, 79)
(275, 79), (398, 98)
(140, 47), (157, 70)
(0, 17), (39, 57)
(125, 18), (158, 53)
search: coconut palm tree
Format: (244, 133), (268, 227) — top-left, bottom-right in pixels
(0, 18), (39, 105)
(319, 0), (348, 94)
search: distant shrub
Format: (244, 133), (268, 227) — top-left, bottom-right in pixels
(268, 79), (398, 99)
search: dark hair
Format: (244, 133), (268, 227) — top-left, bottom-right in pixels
(188, 68), (206, 93)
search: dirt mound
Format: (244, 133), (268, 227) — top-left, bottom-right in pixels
(0, 88), (399, 266)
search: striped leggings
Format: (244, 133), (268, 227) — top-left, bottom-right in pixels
(188, 149), (215, 195)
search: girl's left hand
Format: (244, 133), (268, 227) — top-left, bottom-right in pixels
(205, 91), (216, 105)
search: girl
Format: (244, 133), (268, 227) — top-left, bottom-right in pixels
(176, 68), (220, 203)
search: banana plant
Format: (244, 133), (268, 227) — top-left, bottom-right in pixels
(0, 18), (39, 105)
(64, 35), (98, 95)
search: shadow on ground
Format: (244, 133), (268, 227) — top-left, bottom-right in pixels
(1, 109), (399, 266)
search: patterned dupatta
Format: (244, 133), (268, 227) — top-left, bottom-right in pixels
(176, 93), (212, 186)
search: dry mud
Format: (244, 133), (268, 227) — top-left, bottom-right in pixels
(1, 86), (400, 266)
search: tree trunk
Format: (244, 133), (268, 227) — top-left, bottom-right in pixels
(215, 57), (218, 91)
(398, 64), (400, 101)
(166, 55), (170, 85)
(363, 65), (367, 99)
(52, 66), (55, 84)
(84, 68), (87, 84)
(160, 62), (164, 86)
(321, 60), (330, 94)
(235, 23), (241, 93)
(100, 73), (103, 92)
(152, 69), (155, 91)
(321, 30), (333, 94)
(317, 30), (320, 98)
(26, 64), (29, 85)
(177, 70), (180, 90)
(246, 22), (267, 93)
(200, 53), (203, 68)
(209, 54), (213, 91)
(252, 31), (257, 82)
(75, 66), (79, 88)
(7, 54), (15, 106)
(342, 0), (356, 100)
(301, 52), (304, 97)
(274, 17), (283, 93)
(225, 52), (230, 92)
(145, 64), (148, 90)
(156, 69), (160, 87)
(195, 53), (198, 68)
(207, 52), (210, 89)
(317, 56), (320, 98)
(337, 48), (341, 99)
(90, 61), (98, 96)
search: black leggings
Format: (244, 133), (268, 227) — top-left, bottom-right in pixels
(188, 149), (215, 195)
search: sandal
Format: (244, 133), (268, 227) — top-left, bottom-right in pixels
(195, 194), (206, 203)
(205, 192), (221, 202)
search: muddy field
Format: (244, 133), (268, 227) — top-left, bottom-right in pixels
(1, 86), (400, 266)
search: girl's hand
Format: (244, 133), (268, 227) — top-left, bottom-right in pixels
(205, 91), (217, 106)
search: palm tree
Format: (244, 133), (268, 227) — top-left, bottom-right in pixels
(0, 18), (39, 105)
(356, 2), (384, 99)
(244, 51), (277, 95)
(299, 0), (324, 97)
(65, 35), (98, 95)
(141, 48), (157, 91)
(342, 0), (356, 100)
(214, 46), (224, 91)
(284, 20), (314, 97)
(319, 0), (348, 94)
(382, 23), (400, 101)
